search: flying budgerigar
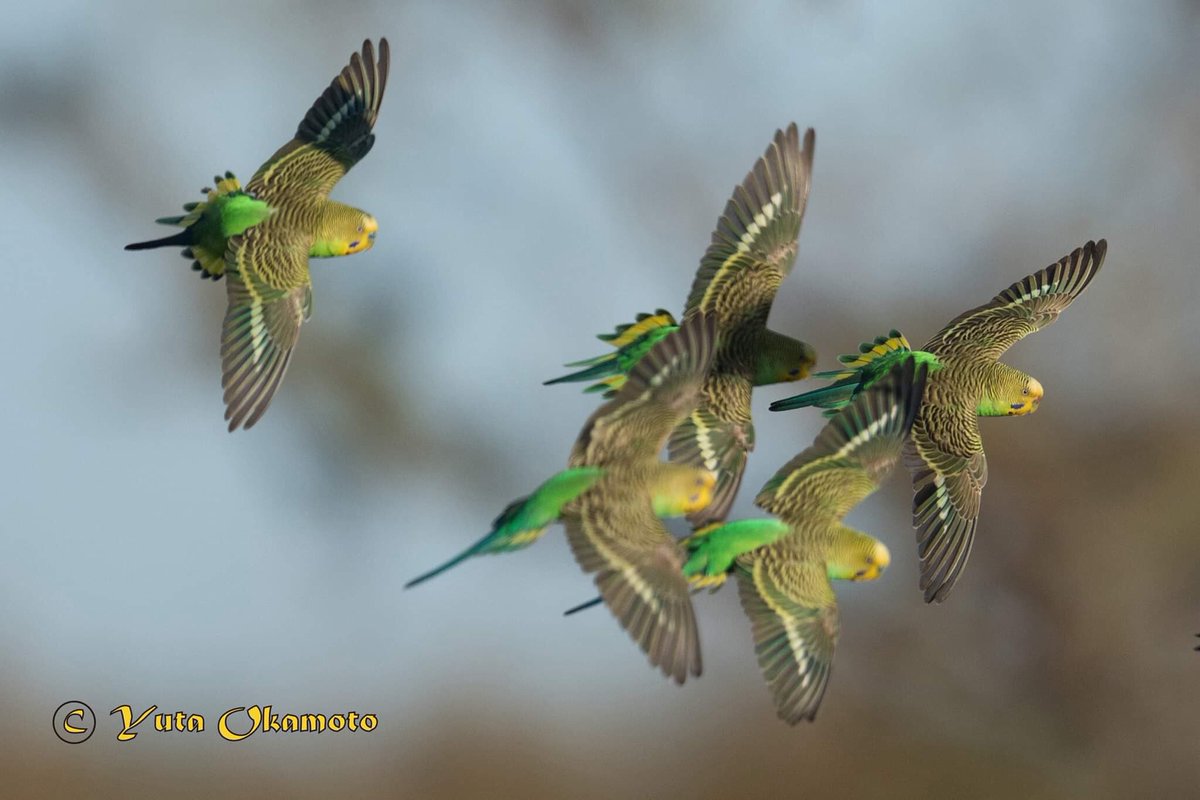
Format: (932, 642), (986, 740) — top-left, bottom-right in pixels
(126, 39), (390, 431)
(671, 358), (928, 723)
(407, 314), (720, 683)
(770, 240), (1108, 601)
(547, 124), (818, 526)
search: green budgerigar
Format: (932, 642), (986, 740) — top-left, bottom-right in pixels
(771, 239), (1108, 601)
(547, 124), (819, 526)
(126, 39), (390, 431)
(682, 358), (928, 723)
(408, 314), (720, 683)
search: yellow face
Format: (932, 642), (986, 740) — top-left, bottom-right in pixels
(343, 215), (378, 255)
(831, 540), (891, 582)
(773, 361), (813, 384)
(755, 340), (818, 386)
(1007, 377), (1044, 416)
(681, 469), (718, 513)
(852, 541), (891, 581)
(651, 468), (717, 517)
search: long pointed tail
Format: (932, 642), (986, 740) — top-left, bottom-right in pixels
(565, 519), (757, 616)
(546, 310), (678, 395)
(404, 503), (526, 590)
(771, 330), (912, 414)
(409, 470), (603, 591)
(124, 230), (192, 251)
(563, 580), (718, 616)
(543, 358), (619, 386)
(563, 596), (604, 616)
(769, 379), (859, 413)
(404, 547), (480, 589)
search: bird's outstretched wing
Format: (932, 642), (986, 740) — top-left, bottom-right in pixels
(670, 124), (814, 525)
(734, 551), (838, 723)
(565, 497), (701, 684)
(684, 124), (814, 327)
(923, 239), (1107, 362)
(757, 359), (928, 526)
(903, 400), (987, 603)
(248, 38), (390, 204)
(221, 229), (312, 431)
(570, 313), (717, 468)
(564, 314), (718, 683)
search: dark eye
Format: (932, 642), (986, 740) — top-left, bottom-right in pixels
(1022, 386), (1029, 396)
(357, 225), (364, 233)
(788, 368), (800, 376)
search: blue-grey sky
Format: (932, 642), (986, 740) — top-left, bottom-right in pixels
(1, 1), (1197, 796)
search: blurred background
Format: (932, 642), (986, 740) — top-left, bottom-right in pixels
(1, 0), (1197, 796)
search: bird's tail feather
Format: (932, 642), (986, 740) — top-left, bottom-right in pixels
(544, 358), (620, 386)
(771, 330), (911, 414)
(562, 596), (603, 616)
(545, 310), (678, 396)
(769, 380), (859, 413)
(407, 470), (603, 591)
(404, 497), (546, 589)
(124, 230), (192, 251)
(597, 309), (678, 347)
(820, 329), (911, 380)
(404, 547), (481, 590)
(563, 580), (716, 617)
(125, 171), (244, 280)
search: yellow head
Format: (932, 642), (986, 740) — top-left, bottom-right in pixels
(828, 533), (890, 582)
(650, 466), (718, 517)
(978, 365), (1044, 417)
(343, 214), (379, 255)
(1006, 376), (1044, 416)
(311, 208), (379, 258)
(754, 331), (818, 386)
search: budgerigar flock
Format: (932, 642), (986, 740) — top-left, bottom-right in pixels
(771, 240), (1107, 602)
(549, 124), (818, 527)
(124, 41), (1111, 724)
(683, 358), (928, 721)
(409, 314), (720, 682)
